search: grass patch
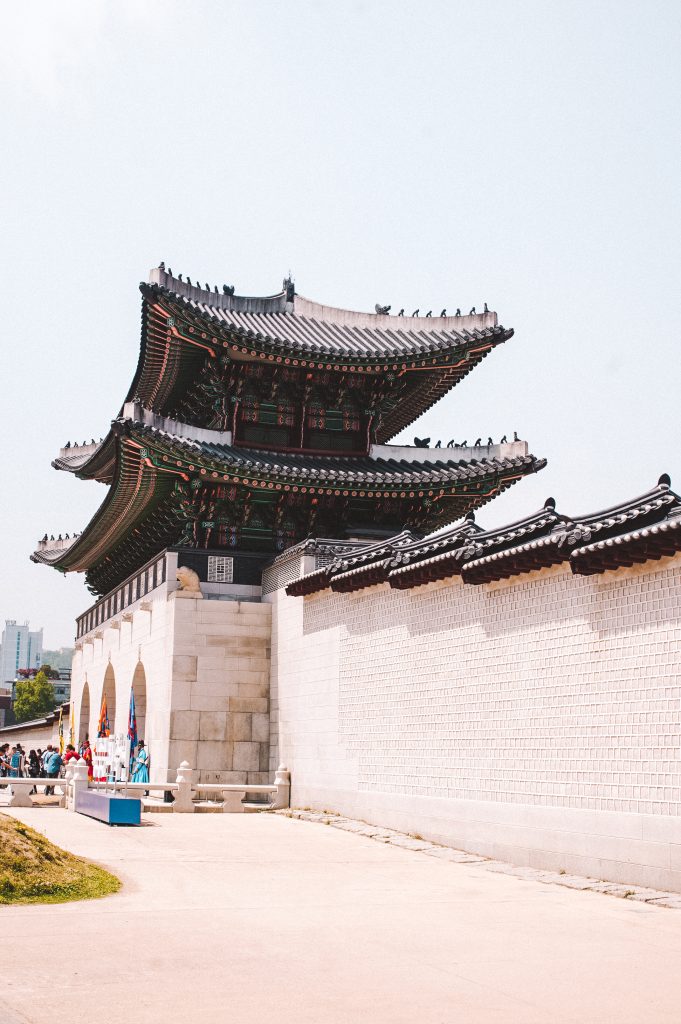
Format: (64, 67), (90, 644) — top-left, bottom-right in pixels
(0, 813), (121, 905)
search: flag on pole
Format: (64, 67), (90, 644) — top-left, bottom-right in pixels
(69, 701), (75, 747)
(127, 688), (138, 771)
(97, 693), (110, 738)
(58, 705), (64, 754)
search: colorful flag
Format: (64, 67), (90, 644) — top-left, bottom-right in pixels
(97, 693), (110, 738)
(127, 688), (138, 770)
(58, 705), (64, 754)
(69, 701), (75, 747)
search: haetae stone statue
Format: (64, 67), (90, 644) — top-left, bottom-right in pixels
(172, 566), (203, 599)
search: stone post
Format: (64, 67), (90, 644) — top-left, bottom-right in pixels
(70, 758), (90, 812)
(173, 760), (195, 813)
(8, 781), (33, 808)
(62, 760), (74, 810)
(222, 789), (245, 813)
(270, 765), (291, 810)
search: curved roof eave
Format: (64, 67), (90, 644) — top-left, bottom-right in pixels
(32, 434), (174, 574)
(146, 283), (509, 360)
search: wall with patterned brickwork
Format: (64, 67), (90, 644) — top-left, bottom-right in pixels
(267, 554), (681, 891)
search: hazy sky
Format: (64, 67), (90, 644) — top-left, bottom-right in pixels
(1, 1), (679, 647)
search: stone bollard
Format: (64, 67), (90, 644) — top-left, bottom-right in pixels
(222, 789), (245, 813)
(270, 765), (291, 810)
(70, 758), (90, 812)
(173, 761), (195, 813)
(8, 780), (33, 808)
(62, 761), (74, 810)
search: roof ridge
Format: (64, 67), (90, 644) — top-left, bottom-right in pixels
(144, 282), (509, 354)
(571, 479), (679, 525)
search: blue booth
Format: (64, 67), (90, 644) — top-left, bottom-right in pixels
(75, 789), (141, 826)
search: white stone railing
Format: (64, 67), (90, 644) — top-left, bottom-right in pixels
(1, 761), (291, 814)
(0, 761), (79, 808)
(191, 770), (290, 812)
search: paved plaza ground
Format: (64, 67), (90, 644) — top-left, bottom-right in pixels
(1, 809), (680, 1024)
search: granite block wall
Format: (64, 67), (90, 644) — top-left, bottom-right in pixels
(72, 583), (174, 780)
(267, 554), (681, 891)
(71, 587), (271, 786)
(167, 596), (271, 784)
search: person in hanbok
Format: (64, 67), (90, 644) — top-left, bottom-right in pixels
(131, 740), (149, 786)
(81, 736), (93, 780)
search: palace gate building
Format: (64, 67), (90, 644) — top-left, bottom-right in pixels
(32, 266), (681, 891)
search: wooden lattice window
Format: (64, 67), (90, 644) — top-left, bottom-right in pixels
(207, 555), (234, 583)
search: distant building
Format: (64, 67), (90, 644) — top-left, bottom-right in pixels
(0, 620), (43, 684)
(51, 671), (71, 705)
(0, 690), (11, 728)
(42, 647), (75, 673)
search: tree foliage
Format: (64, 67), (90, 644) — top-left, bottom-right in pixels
(13, 672), (56, 723)
(38, 663), (60, 680)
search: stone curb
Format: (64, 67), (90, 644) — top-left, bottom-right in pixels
(275, 808), (681, 910)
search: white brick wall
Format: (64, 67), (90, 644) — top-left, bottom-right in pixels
(267, 554), (681, 890)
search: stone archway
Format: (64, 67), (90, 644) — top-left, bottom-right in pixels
(131, 662), (147, 744)
(79, 680), (91, 744)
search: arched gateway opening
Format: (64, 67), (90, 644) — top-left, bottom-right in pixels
(79, 681), (91, 744)
(100, 664), (116, 736)
(131, 663), (147, 744)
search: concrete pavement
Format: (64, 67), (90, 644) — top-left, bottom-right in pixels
(1, 808), (681, 1023)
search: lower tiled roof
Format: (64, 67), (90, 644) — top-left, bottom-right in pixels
(130, 423), (544, 487)
(33, 418), (545, 596)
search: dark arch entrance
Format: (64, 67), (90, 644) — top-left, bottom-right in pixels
(100, 663), (116, 736)
(79, 680), (91, 744)
(131, 662), (147, 744)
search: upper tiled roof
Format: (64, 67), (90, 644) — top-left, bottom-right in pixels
(137, 281), (511, 439)
(147, 266), (508, 360)
(51, 268), (517, 479)
(285, 475), (681, 595)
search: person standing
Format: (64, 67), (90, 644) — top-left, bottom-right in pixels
(43, 747), (63, 796)
(81, 736), (93, 780)
(0, 743), (10, 778)
(9, 746), (24, 778)
(130, 740), (149, 787)
(27, 749), (41, 795)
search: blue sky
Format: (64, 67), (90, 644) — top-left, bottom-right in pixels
(1, 0), (679, 646)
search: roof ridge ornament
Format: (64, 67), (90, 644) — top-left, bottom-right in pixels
(283, 275), (295, 302)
